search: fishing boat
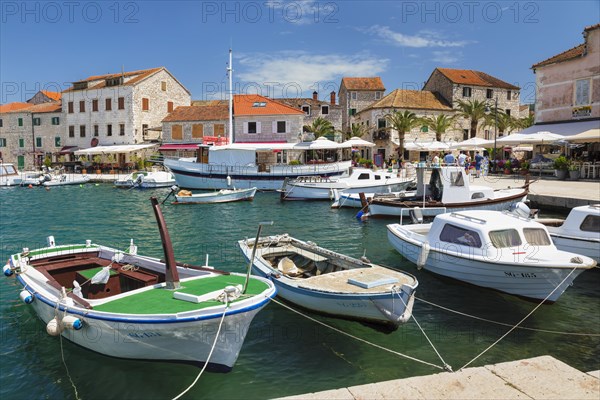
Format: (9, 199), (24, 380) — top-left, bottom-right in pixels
(387, 209), (596, 302)
(114, 168), (176, 189)
(174, 187), (257, 204)
(2, 197), (276, 370)
(279, 168), (413, 200)
(42, 174), (90, 187)
(366, 166), (528, 217)
(238, 233), (418, 328)
(538, 204), (600, 262)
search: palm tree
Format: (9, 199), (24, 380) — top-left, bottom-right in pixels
(349, 123), (368, 139)
(518, 114), (534, 130)
(456, 99), (488, 138)
(422, 114), (458, 142)
(385, 110), (422, 157)
(303, 117), (335, 139)
(483, 109), (519, 135)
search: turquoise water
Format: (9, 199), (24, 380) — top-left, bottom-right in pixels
(1, 185), (598, 400)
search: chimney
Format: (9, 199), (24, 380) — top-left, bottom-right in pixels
(312, 91), (318, 101)
(330, 91), (336, 105)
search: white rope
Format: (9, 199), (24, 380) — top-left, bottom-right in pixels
(459, 267), (579, 371)
(272, 298), (446, 371)
(172, 304), (230, 400)
(415, 296), (600, 337)
(59, 334), (81, 400)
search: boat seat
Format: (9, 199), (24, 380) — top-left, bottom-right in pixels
(278, 257), (303, 277)
(409, 208), (424, 224)
(315, 261), (334, 275)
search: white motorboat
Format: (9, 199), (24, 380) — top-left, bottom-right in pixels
(42, 174), (90, 187)
(0, 163), (41, 186)
(2, 197), (276, 370)
(114, 168), (176, 189)
(174, 187), (257, 204)
(331, 189), (417, 209)
(367, 166), (528, 218)
(238, 233), (418, 328)
(387, 209), (596, 302)
(539, 205), (600, 262)
(279, 168), (414, 200)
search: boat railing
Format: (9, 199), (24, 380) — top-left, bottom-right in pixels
(449, 212), (487, 225)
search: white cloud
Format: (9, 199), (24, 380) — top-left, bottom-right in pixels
(235, 51), (388, 97)
(431, 51), (462, 65)
(366, 25), (468, 48)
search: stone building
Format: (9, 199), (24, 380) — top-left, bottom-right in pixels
(423, 68), (521, 139)
(278, 91), (343, 139)
(27, 90), (62, 105)
(339, 77), (385, 134)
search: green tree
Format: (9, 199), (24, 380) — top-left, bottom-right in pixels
(456, 99), (488, 138)
(518, 113), (534, 129)
(303, 117), (335, 139)
(350, 123), (368, 140)
(483, 109), (519, 135)
(422, 114), (458, 142)
(385, 110), (422, 156)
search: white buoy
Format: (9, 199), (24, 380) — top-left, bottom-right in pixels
(85, 239), (91, 247)
(46, 236), (56, 248)
(417, 242), (431, 269)
(129, 239), (138, 255)
(226, 175), (232, 187)
(3, 264), (13, 277)
(46, 317), (61, 336)
(19, 290), (33, 304)
(62, 315), (83, 330)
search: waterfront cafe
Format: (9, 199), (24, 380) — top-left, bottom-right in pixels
(74, 143), (159, 172)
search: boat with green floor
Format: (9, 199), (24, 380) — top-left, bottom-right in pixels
(2, 198), (276, 371)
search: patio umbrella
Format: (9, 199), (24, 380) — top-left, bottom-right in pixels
(496, 131), (565, 146)
(564, 129), (600, 143)
(450, 137), (493, 150)
(403, 140), (450, 151)
(343, 136), (376, 147)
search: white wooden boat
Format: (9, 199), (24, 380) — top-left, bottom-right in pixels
(331, 189), (417, 209)
(279, 168), (414, 200)
(1, 198), (276, 370)
(174, 187), (257, 204)
(114, 168), (176, 189)
(42, 174), (90, 187)
(387, 210), (596, 302)
(367, 166), (528, 217)
(539, 205), (600, 262)
(238, 234), (418, 328)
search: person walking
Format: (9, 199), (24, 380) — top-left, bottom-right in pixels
(474, 151), (483, 177)
(458, 151), (467, 167)
(443, 151), (455, 165)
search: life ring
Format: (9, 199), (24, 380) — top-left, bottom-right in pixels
(91, 138), (99, 147)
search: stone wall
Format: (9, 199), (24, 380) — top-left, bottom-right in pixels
(339, 87), (384, 133)
(162, 120), (228, 142)
(422, 70), (454, 105)
(234, 115), (304, 143)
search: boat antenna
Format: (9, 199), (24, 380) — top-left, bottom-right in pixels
(243, 221), (273, 294)
(150, 197), (180, 289)
(227, 48), (233, 144)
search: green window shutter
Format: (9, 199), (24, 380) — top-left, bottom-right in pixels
(19, 138), (24, 147)
(18, 118), (23, 126)
(55, 137), (61, 147)
(36, 137), (42, 147)
(421, 125), (428, 132)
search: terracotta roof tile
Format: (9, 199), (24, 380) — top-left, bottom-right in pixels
(64, 67), (163, 92)
(162, 105), (229, 122)
(0, 102), (31, 113)
(191, 100), (228, 107)
(341, 77), (385, 91)
(278, 98), (339, 108)
(28, 101), (62, 113)
(436, 68), (520, 90)
(233, 94), (305, 116)
(365, 89), (452, 112)
(531, 43), (585, 69)
(584, 23), (600, 31)
(40, 90), (62, 101)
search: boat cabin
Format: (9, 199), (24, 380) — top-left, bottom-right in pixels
(415, 166), (495, 203)
(554, 205), (600, 237)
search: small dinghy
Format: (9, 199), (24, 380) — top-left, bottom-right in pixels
(2, 197), (276, 370)
(174, 187), (257, 204)
(114, 168), (176, 189)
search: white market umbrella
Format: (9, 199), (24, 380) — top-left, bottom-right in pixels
(496, 131), (565, 146)
(295, 137), (349, 150)
(343, 136), (376, 147)
(403, 140), (449, 151)
(564, 129), (600, 143)
(450, 137), (493, 150)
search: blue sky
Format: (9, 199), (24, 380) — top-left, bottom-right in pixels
(1, 1), (598, 104)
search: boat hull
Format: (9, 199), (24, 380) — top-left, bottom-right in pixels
(282, 181), (410, 201)
(42, 176), (90, 187)
(175, 188), (257, 204)
(550, 235), (600, 263)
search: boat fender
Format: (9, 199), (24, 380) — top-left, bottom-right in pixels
(62, 315), (83, 330)
(356, 210), (364, 220)
(46, 317), (61, 336)
(85, 239), (91, 247)
(3, 264), (13, 277)
(19, 290), (33, 304)
(129, 239), (138, 255)
(227, 175), (232, 187)
(47, 236), (56, 248)
(417, 242), (430, 269)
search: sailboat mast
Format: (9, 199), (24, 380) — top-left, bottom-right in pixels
(227, 49), (233, 144)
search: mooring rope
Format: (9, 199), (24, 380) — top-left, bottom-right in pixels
(415, 296), (600, 337)
(459, 267), (579, 371)
(55, 291), (81, 400)
(272, 298), (446, 371)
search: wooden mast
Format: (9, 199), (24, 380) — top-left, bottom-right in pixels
(150, 197), (180, 289)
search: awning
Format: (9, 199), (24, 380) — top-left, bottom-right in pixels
(59, 146), (79, 154)
(158, 143), (200, 151)
(519, 120), (600, 137)
(74, 143), (158, 155)
(565, 129), (600, 143)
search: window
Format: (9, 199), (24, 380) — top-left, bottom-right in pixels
(19, 138), (24, 148)
(463, 129), (469, 140)
(302, 105), (310, 115)
(192, 124), (204, 138)
(54, 137), (61, 147)
(105, 98), (112, 111)
(420, 125), (428, 132)
(142, 124), (148, 137)
(79, 125), (86, 137)
(523, 228), (552, 246)
(440, 224), (482, 248)
(107, 124), (112, 136)
(51, 117), (60, 125)
(450, 171), (464, 187)
(142, 98), (149, 111)
(507, 90), (512, 100)
(276, 121), (286, 133)
(248, 122), (257, 134)
(118, 97), (125, 110)
(486, 89), (493, 99)
(321, 105), (329, 115)
(351, 92), (357, 100)
(377, 118), (386, 129)
(93, 124), (99, 137)
(0, 138), (6, 147)
(0, 118), (2, 127)
(252, 102), (266, 107)
(462, 87), (472, 97)
(580, 215), (600, 232)
(69, 125), (75, 137)
(357, 173), (370, 180)
(18, 118), (23, 127)
(35, 137), (42, 147)
(489, 229), (522, 248)
(92, 99), (98, 112)
(161, 81), (167, 91)
(375, 91), (382, 100)
(214, 124), (225, 136)
(505, 109), (511, 116)
(171, 124), (183, 140)
(119, 124), (125, 136)
(349, 108), (356, 116)
(79, 100), (85, 112)
(167, 101), (174, 113)
(575, 79), (591, 106)
(33, 118), (41, 126)
(68, 101), (74, 113)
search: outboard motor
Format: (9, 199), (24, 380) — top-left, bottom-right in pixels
(510, 202), (531, 219)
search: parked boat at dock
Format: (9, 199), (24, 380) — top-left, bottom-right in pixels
(0, 163), (41, 186)
(41, 173), (90, 187)
(387, 209), (596, 302)
(238, 233), (418, 328)
(174, 187), (257, 204)
(114, 168), (176, 189)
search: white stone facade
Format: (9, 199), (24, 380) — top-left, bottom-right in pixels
(234, 115), (304, 143)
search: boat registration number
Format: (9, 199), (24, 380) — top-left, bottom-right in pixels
(504, 271), (537, 278)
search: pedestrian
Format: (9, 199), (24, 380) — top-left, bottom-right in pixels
(432, 152), (440, 167)
(458, 151), (467, 167)
(475, 151), (483, 177)
(443, 151), (455, 165)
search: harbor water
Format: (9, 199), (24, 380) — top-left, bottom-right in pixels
(0, 184), (598, 399)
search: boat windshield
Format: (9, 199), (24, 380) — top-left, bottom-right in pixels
(580, 215), (600, 232)
(523, 228), (552, 246)
(489, 229), (522, 248)
(440, 224), (482, 248)
(0, 165), (17, 175)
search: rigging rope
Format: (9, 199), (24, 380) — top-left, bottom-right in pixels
(272, 298), (446, 371)
(459, 267), (579, 371)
